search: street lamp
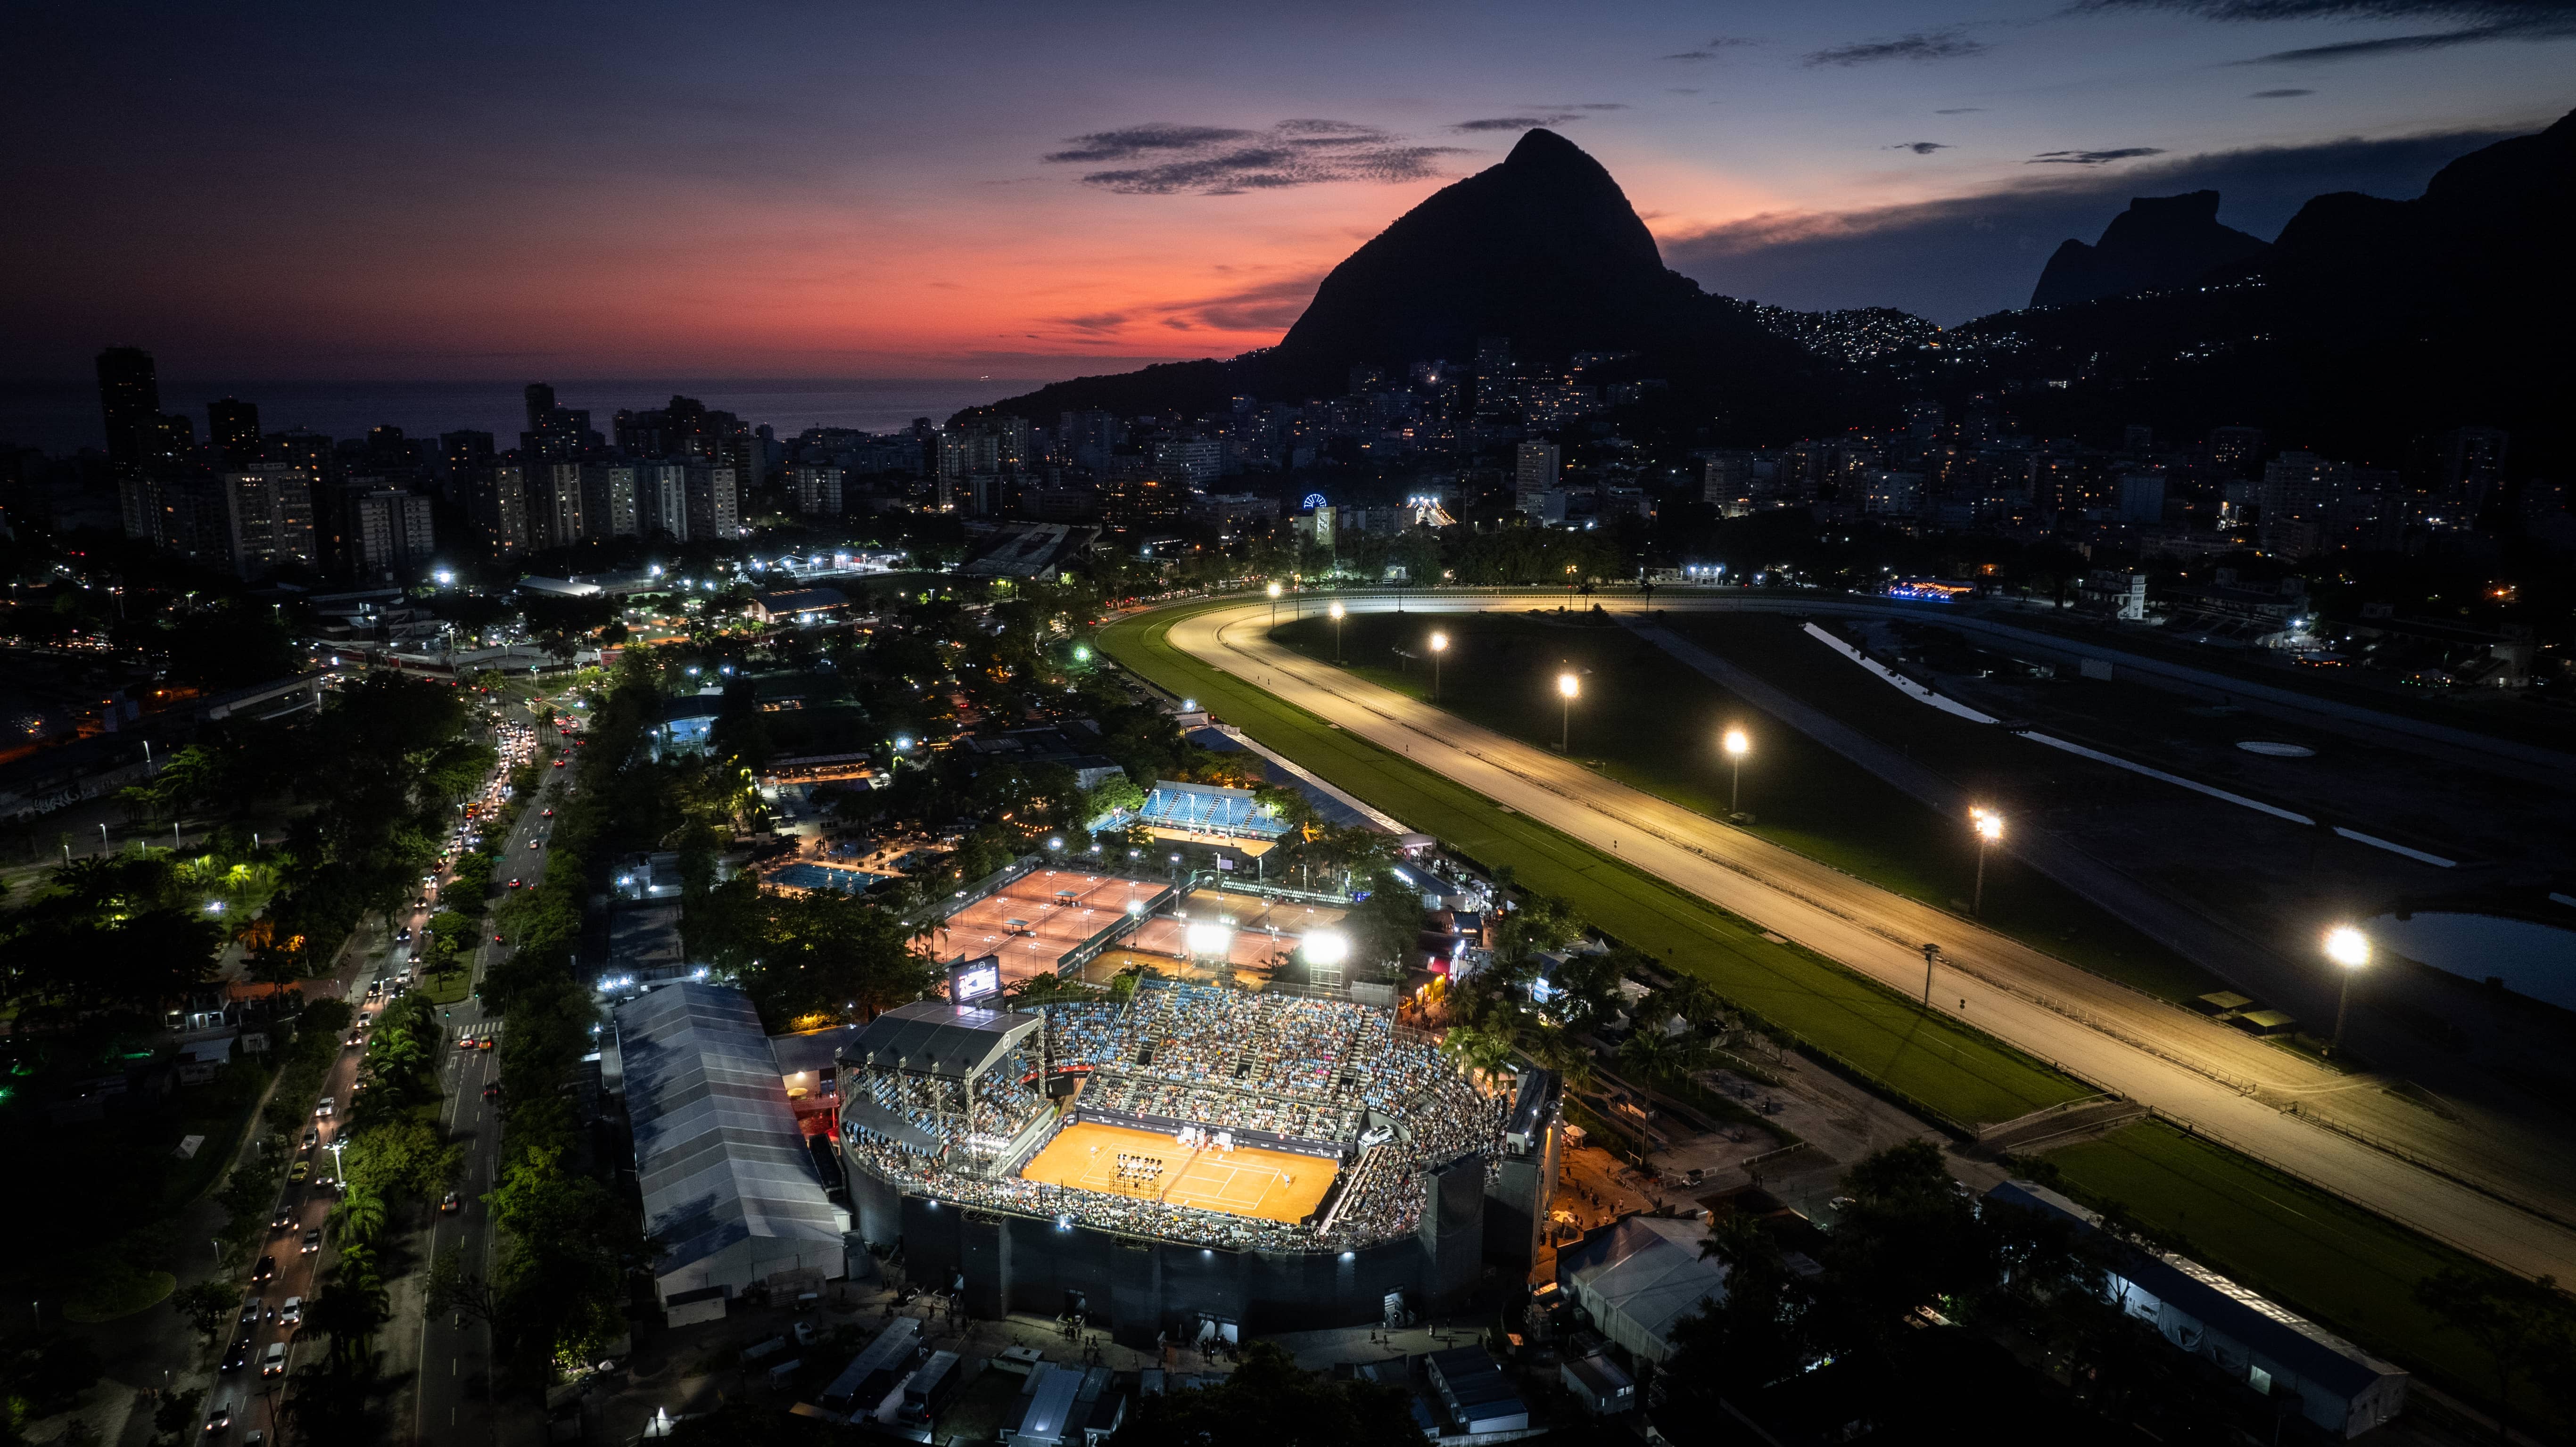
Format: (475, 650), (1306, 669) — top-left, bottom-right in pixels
(1557, 670), (1579, 754)
(1970, 809), (2003, 915)
(1267, 580), (1283, 628)
(1429, 632), (1448, 702)
(1722, 727), (1750, 816)
(1329, 600), (1346, 663)
(2324, 925), (2370, 1055)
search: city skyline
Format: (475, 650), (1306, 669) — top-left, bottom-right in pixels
(4, 0), (2569, 380)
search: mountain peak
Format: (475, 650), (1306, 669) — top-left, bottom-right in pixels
(1503, 127), (1587, 168)
(2029, 189), (2269, 309)
(1267, 128), (1685, 386)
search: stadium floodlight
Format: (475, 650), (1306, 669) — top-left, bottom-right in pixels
(2325, 925), (2370, 1055)
(1184, 921), (1235, 957)
(1300, 929), (1350, 967)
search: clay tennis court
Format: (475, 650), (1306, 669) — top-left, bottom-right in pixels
(931, 869), (1142, 981)
(1018, 1120), (1337, 1224)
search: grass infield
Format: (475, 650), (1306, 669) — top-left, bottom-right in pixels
(1103, 602), (2081, 1128)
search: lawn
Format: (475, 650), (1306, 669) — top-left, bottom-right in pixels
(420, 967), (475, 1007)
(1104, 603), (2084, 1129)
(1277, 608), (2223, 1005)
(2044, 1119), (2506, 1413)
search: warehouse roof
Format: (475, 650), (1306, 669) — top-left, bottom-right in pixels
(617, 983), (844, 1277)
(1556, 1214), (1730, 1363)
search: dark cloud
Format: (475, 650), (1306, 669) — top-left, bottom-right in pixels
(1662, 124), (2517, 322)
(1665, 35), (1759, 59)
(1055, 312), (1130, 333)
(2073, 0), (2576, 62)
(2251, 86), (2318, 94)
(1044, 124), (1256, 164)
(1805, 28), (1991, 66)
(1935, 107), (1988, 113)
(2231, 20), (2576, 58)
(2029, 146), (2168, 163)
(1045, 120), (1468, 195)
(1890, 142), (1955, 154)
(1451, 113), (1585, 132)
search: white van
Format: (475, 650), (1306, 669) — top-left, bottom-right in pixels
(261, 1341), (288, 1377)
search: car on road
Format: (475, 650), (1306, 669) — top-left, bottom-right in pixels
(300, 1228), (322, 1254)
(345, 1032), (363, 1048)
(507, 879), (521, 889)
(440, 1190), (462, 1214)
(260, 1342), (287, 1377)
(314, 1096), (334, 1117)
(252, 1255), (275, 1282)
(239, 1293), (261, 1324)
(221, 1338), (249, 1373)
(395, 927), (412, 942)
(542, 808), (554, 816)
(270, 1207), (293, 1231)
(204, 1401), (231, 1434)
(279, 1296), (302, 1326)
(530, 839), (540, 849)
(552, 759), (565, 768)
(313, 1174), (339, 1192)
(481, 1082), (500, 1099)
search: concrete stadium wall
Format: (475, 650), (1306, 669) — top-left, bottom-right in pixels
(892, 1192), (1464, 1347)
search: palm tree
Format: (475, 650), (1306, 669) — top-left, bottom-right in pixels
(333, 1189), (388, 1249)
(1440, 1024), (1514, 1083)
(1618, 1025), (1678, 1082)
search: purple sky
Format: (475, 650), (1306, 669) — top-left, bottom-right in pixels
(3, 0), (2567, 379)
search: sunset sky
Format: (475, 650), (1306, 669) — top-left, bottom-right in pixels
(5, 0), (2569, 382)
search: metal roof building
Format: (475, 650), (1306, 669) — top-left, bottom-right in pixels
(1556, 1214), (1730, 1363)
(1987, 1180), (2408, 1439)
(841, 999), (1042, 1079)
(616, 983), (850, 1323)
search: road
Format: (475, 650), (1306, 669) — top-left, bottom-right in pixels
(388, 704), (568, 1447)
(1157, 595), (2576, 1283)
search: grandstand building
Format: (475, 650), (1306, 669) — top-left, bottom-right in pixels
(835, 979), (1527, 1345)
(1103, 780), (1294, 855)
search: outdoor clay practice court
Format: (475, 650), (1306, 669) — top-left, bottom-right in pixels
(1018, 1120), (1338, 1224)
(931, 869), (1141, 979)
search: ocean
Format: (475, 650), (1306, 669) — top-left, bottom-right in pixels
(0, 376), (1054, 455)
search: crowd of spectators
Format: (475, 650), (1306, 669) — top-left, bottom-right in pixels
(843, 1041), (1046, 1155)
(1080, 1074), (1361, 1144)
(834, 981), (1515, 1251)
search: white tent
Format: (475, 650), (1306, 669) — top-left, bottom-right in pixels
(1556, 1215), (1730, 1363)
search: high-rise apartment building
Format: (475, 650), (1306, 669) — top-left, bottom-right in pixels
(221, 466), (318, 577)
(790, 464), (843, 517)
(636, 461), (689, 539)
(1701, 451), (1754, 508)
(1513, 441), (1559, 514)
(2206, 426), (2266, 478)
(96, 346), (162, 476)
(350, 488), (435, 576)
(530, 463), (584, 549)
(122, 471), (229, 561)
(468, 463), (530, 556)
(208, 398), (262, 469)
(580, 463), (640, 537)
(1147, 438), (1224, 488)
(684, 463), (739, 540)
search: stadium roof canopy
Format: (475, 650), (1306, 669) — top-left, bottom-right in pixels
(842, 999), (1041, 1080)
(1557, 1214), (1730, 1363)
(617, 982), (846, 1279)
(1136, 780), (1290, 840)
